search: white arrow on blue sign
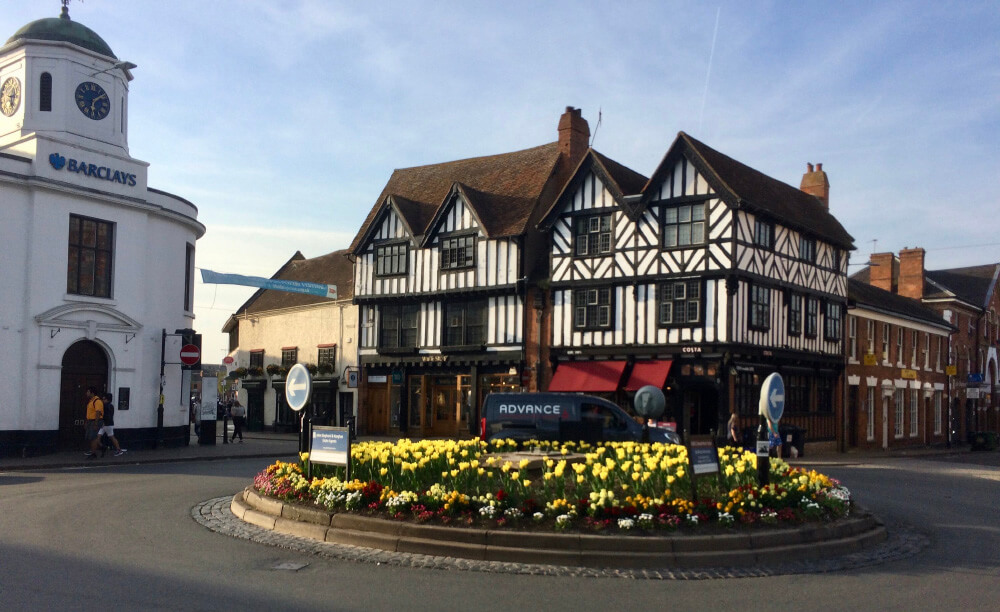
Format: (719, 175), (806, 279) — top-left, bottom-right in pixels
(285, 363), (312, 412)
(758, 372), (785, 423)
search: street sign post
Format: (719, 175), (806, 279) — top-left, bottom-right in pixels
(180, 344), (201, 366)
(757, 372), (785, 486)
(286, 364), (313, 455)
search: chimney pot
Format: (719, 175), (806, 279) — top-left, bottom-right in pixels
(816, 163), (823, 172)
(800, 162), (830, 209)
(807, 163), (814, 172)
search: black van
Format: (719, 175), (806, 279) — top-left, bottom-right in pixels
(480, 392), (680, 445)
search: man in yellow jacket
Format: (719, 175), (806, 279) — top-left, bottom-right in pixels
(83, 387), (104, 459)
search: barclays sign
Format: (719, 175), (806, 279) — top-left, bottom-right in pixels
(49, 152), (137, 187)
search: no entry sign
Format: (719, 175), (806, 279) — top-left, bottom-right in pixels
(180, 344), (201, 366)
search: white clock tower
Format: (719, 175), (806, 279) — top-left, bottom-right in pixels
(0, 4), (205, 456)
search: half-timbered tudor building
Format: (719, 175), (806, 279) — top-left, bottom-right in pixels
(855, 250), (1000, 441)
(349, 108), (589, 436)
(844, 278), (953, 451)
(539, 135), (856, 447)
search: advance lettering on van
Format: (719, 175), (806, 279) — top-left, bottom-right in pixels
(498, 403), (562, 416)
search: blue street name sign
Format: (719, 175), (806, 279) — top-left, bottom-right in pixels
(285, 363), (312, 412)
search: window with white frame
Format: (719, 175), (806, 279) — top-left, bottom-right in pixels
(848, 315), (857, 359)
(896, 327), (904, 364)
(936, 336), (942, 370)
(923, 333), (930, 369)
(866, 387), (875, 441)
(882, 323), (890, 362)
(749, 285), (771, 330)
(658, 280), (701, 327)
(909, 389), (918, 437)
(894, 389), (904, 438)
(662, 203), (706, 248)
(574, 287), (613, 330)
(934, 391), (942, 434)
(574, 214), (613, 257)
(911, 330), (918, 366)
(867, 319), (875, 354)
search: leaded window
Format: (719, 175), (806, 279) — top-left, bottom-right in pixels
(788, 293), (802, 336)
(824, 302), (842, 341)
(444, 300), (487, 347)
(317, 346), (336, 367)
(375, 241), (408, 277)
(67, 214), (114, 298)
(658, 280), (701, 326)
(574, 214), (612, 257)
(440, 234), (475, 270)
(281, 348), (298, 367)
(749, 285), (770, 330)
(662, 203), (706, 248)
(574, 287), (613, 330)
(799, 237), (816, 263)
(380, 303), (419, 349)
(249, 350), (264, 369)
(805, 297), (818, 338)
(754, 219), (773, 249)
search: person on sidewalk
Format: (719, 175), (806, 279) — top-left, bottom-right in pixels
(230, 400), (246, 443)
(98, 392), (126, 457)
(83, 387), (104, 459)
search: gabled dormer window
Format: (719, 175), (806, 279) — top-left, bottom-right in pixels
(574, 213), (612, 257)
(662, 202), (706, 248)
(658, 280), (701, 327)
(754, 219), (774, 249)
(375, 241), (408, 277)
(440, 234), (476, 271)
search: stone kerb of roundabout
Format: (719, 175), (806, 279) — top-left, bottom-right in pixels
(231, 487), (887, 569)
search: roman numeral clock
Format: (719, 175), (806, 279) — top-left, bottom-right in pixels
(75, 81), (110, 120)
(1, 77), (20, 117)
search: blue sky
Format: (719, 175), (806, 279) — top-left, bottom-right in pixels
(4, 1), (998, 362)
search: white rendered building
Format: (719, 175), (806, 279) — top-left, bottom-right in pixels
(0, 7), (204, 455)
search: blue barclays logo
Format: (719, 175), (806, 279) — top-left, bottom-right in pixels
(48, 151), (136, 187)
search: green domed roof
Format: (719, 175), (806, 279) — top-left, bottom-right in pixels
(5, 7), (116, 59)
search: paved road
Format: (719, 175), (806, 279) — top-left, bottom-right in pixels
(0, 450), (997, 611)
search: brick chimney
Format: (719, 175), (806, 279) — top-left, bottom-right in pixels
(898, 247), (926, 299)
(800, 162), (830, 208)
(558, 106), (590, 165)
(869, 252), (898, 293)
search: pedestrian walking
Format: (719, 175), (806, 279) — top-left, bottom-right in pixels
(99, 392), (126, 457)
(230, 400), (246, 443)
(83, 387), (104, 459)
(727, 408), (739, 446)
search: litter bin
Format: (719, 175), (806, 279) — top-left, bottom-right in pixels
(778, 425), (806, 458)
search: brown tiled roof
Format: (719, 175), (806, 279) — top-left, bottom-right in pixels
(242, 249), (354, 315)
(350, 143), (562, 253)
(592, 150), (648, 196)
(650, 133), (855, 250)
(848, 278), (953, 329)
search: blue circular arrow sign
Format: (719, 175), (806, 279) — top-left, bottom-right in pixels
(285, 363), (312, 412)
(758, 372), (785, 423)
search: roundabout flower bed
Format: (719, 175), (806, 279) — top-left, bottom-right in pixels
(252, 438), (851, 534)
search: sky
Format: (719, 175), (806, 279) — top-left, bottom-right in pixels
(4, 1), (998, 363)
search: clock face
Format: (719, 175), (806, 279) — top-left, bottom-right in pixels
(75, 81), (110, 120)
(1, 77), (21, 117)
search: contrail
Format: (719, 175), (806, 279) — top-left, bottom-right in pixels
(698, 6), (721, 134)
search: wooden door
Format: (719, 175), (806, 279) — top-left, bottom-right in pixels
(59, 341), (108, 450)
(367, 385), (388, 435)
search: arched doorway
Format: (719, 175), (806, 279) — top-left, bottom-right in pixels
(59, 340), (108, 449)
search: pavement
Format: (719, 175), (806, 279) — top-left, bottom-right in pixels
(0, 426), (985, 472)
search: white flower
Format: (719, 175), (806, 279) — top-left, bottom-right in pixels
(533, 512), (545, 522)
(479, 505), (497, 518)
(617, 518), (635, 530)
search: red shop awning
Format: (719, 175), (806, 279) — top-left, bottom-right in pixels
(548, 360), (626, 393)
(623, 359), (673, 392)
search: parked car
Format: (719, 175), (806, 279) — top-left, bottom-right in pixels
(480, 392), (681, 445)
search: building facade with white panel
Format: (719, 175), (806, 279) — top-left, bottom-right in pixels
(0, 7), (204, 455)
(539, 134), (855, 446)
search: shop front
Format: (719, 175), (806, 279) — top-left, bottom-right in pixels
(359, 352), (522, 438)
